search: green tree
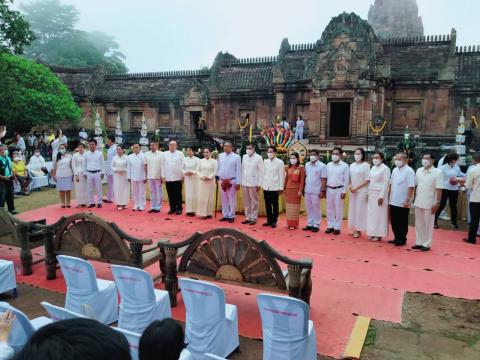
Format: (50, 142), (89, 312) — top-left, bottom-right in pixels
(0, 0), (35, 54)
(0, 52), (81, 132)
(20, 0), (127, 73)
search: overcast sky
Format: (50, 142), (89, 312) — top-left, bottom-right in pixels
(17, 0), (480, 72)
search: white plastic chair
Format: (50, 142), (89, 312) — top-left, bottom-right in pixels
(0, 302), (52, 353)
(41, 301), (86, 322)
(204, 354), (227, 359)
(179, 278), (239, 358)
(111, 265), (171, 333)
(27, 163), (48, 190)
(57, 255), (118, 325)
(113, 327), (141, 360)
(257, 293), (317, 360)
(0, 259), (17, 297)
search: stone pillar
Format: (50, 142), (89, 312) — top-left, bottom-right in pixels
(275, 92), (285, 117)
(309, 94), (322, 137)
(319, 95), (328, 140)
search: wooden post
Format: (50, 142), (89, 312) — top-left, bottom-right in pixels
(17, 223), (33, 275)
(129, 242), (143, 268)
(165, 247), (179, 307)
(159, 246), (166, 283)
(44, 229), (57, 280)
(287, 264), (301, 300)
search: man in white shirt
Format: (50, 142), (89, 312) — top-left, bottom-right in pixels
(15, 132), (26, 154)
(325, 147), (350, 235)
(28, 149), (47, 176)
(105, 136), (117, 203)
(241, 142), (263, 225)
(85, 139), (105, 208)
(388, 152), (416, 246)
(303, 150), (327, 233)
(127, 143), (147, 211)
(145, 141), (163, 213)
(280, 116), (290, 130)
(161, 141), (184, 215)
(412, 154), (443, 251)
(262, 146), (285, 228)
(465, 152), (480, 244)
(216, 141), (242, 223)
(79, 128), (88, 142)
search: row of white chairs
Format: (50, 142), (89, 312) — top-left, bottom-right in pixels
(0, 260), (17, 298)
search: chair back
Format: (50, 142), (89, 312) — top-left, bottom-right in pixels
(179, 279), (226, 324)
(57, 255), (99, 294)
(0, 302), (35, 352)
(41, 301), (86, 322)
(113, 327), (140, 360)
(112, 265), (155, 304)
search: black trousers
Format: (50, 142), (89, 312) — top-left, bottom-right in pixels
(390, 205), (410, 244)
(0, 179), (15, 212)
(166, 181), (183, 212)
(264, 190), (279, 224)
(435, 189), (459, 226)
(468, 202), (480, 243)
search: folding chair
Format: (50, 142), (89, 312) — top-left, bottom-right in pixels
(112, 265), (171, 333)
(179, 278), (239, 358)
(0, 302), (52, 353)
(57, 255), (118, 324)
(257, 293), (317, 360)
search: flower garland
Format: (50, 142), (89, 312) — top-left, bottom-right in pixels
(369, 120), (387, 135)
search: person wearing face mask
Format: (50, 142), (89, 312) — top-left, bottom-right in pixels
(325, 147), (350, 235)
(434, 153), (465, 229)
(348, 148), (370, 238)
(52, 144), (73, 208)
(262, 146), (285, 228)
(0, 144), (16, 214)
(12, 152), (31, 195)
(367, 152), (391, 241)
(127, 143), (147, 211)
(241, 142), (264, 225)
(388, 152), (416, 246)
(29, 148), (48, 176)
(72, 143), (88, 208)
(303, 150), (327, 233)
(294, 115), (305, 141)
(412, 154), (443, 251)
(284, 152), (305, 230)
(196, 147), (218, 219)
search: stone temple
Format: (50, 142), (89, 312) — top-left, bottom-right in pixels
(50, 0), (480, 151)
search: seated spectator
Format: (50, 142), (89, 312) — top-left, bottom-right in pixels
(28, 149), (48, 177)
(11, 318), (131, 360)
(0, 310), (15, 360)
(139, 318), (186, 360)
(12, 152), (31, 195)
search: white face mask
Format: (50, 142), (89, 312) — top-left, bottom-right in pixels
(354, 154), (362, 162)
(34, 152), (40, 157)
(246, 149), (254, 156)
(309, 155), (317, 162)
(59, 149), (66, 154)
(14, 157), (21, 162)
(395, 160), (404, 168)
(372, 158), (381, 166)
(421, 159), (431, 167)
(449, 162), (456, 167)
(332, 154), (340, 162)
(290, 158), (298, 165)
(267, 152), (275, 159)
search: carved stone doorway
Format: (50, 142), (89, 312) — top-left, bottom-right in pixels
(329, 101), (351, 137)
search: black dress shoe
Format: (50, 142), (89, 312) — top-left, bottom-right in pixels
(228, 218), (235, 223)
(249, 220), (256, 225)
(387, 240), (397, 244)
(148, 209), (155, 213)
(220, 217), (229, 222)
(175, 210), (182, 215)
(394, 242), (406, 246)
(186, 212), (195, 217)
(463, 238), (477, 244)
(242, 220), (251, 224)
(420, 246), (430, 251)
(97, 204), (102, 208)
(333, 230), (340, 235)
(168, 210), (175, 214)
(325, 228), (334, 234)
(9, 210), (18, 215)
(88, 204), (95, 208)
(434, 224), (439, 229)
(303, 226), (313, 231)
(271, 223), (277, 228)
(262, 222), (271, 226)
(411, 245), (423, 250)
(311, 227), (319, 233)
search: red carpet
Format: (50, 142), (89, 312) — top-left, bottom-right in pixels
(2, 202), (479, 358)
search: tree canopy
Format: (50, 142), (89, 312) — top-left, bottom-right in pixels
(0, 0), (35, 54)
(20, 0), (127, 73)
(0, 52), (81, 132)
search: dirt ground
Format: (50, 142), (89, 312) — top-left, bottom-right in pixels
(362, 292), (480, 360)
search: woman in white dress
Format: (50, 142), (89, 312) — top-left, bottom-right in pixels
(183, 146), (200, 216)
(111, 144), (129, 210)
(71, 143), (88, 208)
(348, 148), (370, 238)
(51, 143), (73, 208)
(367, 152), (391, 241)
(196, 147), (218, 219)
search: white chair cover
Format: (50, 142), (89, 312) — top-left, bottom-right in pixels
(0, 302), (52, 353)
(57, 255), (118, 325)
(204, 354), (227, 359)
(113, 327), (140, 360)
(112, 265), (171, 333)
(257, 293), (317, 360)
(41, 301), (86, 322)
(45, 161), (55, 185)
(27, 164), (48, 189)
(179, 278), (239, 359)
(0, 260), (16, 294)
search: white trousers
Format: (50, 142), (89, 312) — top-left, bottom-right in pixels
(221, 182), (237, 218)
(305, 193), (321, 228)
(149, 179), (163, 210)
(294, 129), (303, 141)
(415, 207), (435, 248)
(106, 175), (114, 202)
(326, 187), (344, 230)
(243, 186), (259, 221)
(87, 172), (103, 205)
(131, 181), (146, 210)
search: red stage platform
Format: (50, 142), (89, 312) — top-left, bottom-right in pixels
(2, 202), (479, 358)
